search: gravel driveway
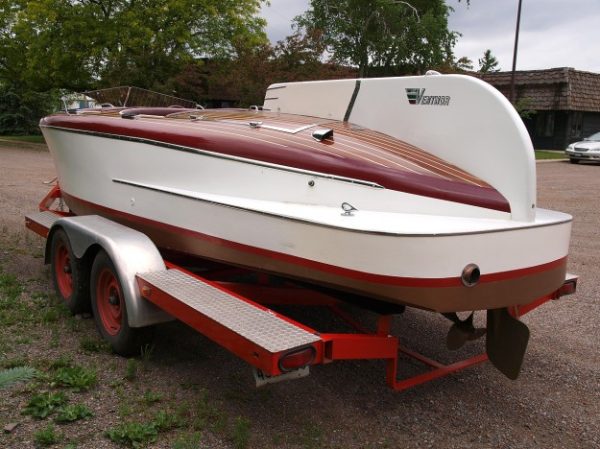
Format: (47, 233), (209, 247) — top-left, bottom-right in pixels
(0, 144), (598, 449)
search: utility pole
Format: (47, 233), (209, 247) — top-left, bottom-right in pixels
(510, 0), (523, 104)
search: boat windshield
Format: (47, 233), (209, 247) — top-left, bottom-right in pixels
(81, 86), (198, 109)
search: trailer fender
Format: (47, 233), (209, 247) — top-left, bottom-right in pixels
(45, 215), (173, 327)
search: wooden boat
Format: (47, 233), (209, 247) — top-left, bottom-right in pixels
(40, 76), (572, 313)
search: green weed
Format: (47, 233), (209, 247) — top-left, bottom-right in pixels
(125, 359), (137, 381)
(0, 357), (29, 369)
(34, 423), (61, 446)
(172, 432), (202, 449)
(193, 390), (227, 432)
(140, 344), (154, 367)
(79, 336), (111, 353)
(23, 391), (68, 419)
(49, 356), (73, 370)
(141, 390), (162, 405)
(105, 422), (158, 448)
(54, 404), (93, 423)
(42, 307), (60, 324)
(52, 365), (97, 392)
(153, 409), (185, 432)
(0, 366), (37, 389)
(232, 417), (251, 449)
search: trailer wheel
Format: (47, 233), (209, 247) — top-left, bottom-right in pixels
(90, 250), (153, 356)
(50, 229), (89, 314)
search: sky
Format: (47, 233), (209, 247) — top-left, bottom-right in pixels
(260, 0), (600, 73)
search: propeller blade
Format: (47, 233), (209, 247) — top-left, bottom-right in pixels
(443, 312), (486, 350)
(486, 308), (530, 380)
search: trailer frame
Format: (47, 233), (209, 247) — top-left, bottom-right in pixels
(26, 185), (578, 391)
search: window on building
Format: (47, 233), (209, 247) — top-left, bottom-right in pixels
(570, 112), (583, 138)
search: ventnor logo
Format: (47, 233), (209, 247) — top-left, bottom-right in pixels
(405, 88), (451, 106)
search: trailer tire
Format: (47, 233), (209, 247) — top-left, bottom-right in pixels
(90, 250), (154, 356)
(50, 228), (90, 314)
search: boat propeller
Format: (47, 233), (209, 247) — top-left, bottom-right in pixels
(443, 308), (531, 380)
(443, 312), (486, 350)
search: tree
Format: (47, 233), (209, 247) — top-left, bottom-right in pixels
(0, 0), (269, 92)
(0, 0), (268, 133)
(478, 49), (500, 73)
(454, 56), (474, 72)
(295, 0), (458, 77)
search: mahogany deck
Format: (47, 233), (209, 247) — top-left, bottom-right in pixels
(41, 108), (509, 212)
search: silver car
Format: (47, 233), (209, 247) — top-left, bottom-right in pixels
(565, 132), (600, 164)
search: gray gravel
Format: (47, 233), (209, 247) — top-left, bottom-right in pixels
(0, 145), (598, 449)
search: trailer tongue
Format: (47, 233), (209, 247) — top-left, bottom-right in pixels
(25, 187), (577, 390)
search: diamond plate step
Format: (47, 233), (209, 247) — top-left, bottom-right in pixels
(25, 211), (62, 231)
(138, 269), (320, 354)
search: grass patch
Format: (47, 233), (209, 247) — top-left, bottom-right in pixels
(141, 390), (162, 405)
(153, 409), (185, 432)
(535, 150), (566, 160)
(173, 432), (202, 449)
(23, 391), (68, 419)
(52, 365), (97, 392)
(80, 335), (111, 353)
(54, 403), (93, 423)
(125, 359), (138, 381)
(232, 417), (251, 449)
(0, 135), (45, 144)
(0, 366), (37, 389)
(105, 421), (158, 447)
(193, 391), (227, 433)
(34, 423), (62, 446)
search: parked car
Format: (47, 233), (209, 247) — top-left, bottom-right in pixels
(565, 132), (600, 164)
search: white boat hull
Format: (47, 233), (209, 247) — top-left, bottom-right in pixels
(40, 126), (571, 312)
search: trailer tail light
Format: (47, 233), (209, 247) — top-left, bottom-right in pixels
(279, 347), (316, 372)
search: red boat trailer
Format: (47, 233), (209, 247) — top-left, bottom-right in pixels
(26, 185), (578, 391)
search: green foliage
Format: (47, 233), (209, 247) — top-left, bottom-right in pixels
(141, 390), (162, 405)
(296, 0), (458, 76)
(0, 268), (23, 302)
(232, 417), (251, 449)
(125, 359), (137, 381)
(515, 97), (537, 119)
(52, 365), (97, 392)
(0, 86), (56, 135)
(49, 356), (72, 370)
(153, 409), (184, 432)
(0, 0), (268, 92)
(140, 343), (154, 367)
(193, 390), (227, 432)
(454, 56), (474, 72)
(535, 150), (565, 160)
(79, 336), (111, 353)
(54, 403), (93, 423)
(23, 391), (68, 419)
(0, 366), (37, 389)
(105, 421), (159, 448)
(0, 135), (45, 143)
(172, 432), (202, 449)
(478, 49), (500, 73)
(34, 423), (61, 446)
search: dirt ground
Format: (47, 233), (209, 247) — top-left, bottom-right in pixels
(0, 144), (598, 449)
